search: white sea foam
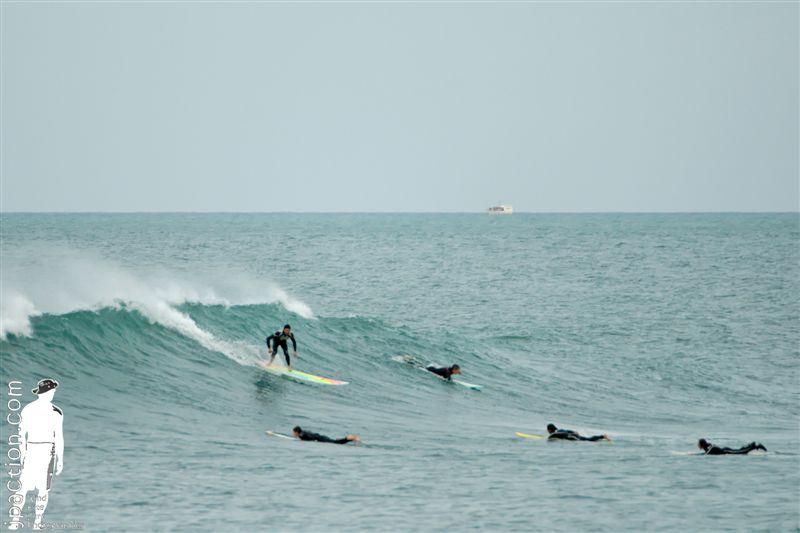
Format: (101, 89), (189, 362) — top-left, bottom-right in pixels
(0, 290), (40, 338)
(0, 247), (314, 361)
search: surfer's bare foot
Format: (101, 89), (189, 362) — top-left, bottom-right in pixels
(347, 434), (361, 443)
(602, 434), (611, 441)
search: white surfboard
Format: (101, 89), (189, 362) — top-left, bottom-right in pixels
(451, 378), (482, 390)
(265, 430), (297, 440)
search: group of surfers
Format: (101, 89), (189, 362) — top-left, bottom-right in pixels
(265, 324), (769, 455)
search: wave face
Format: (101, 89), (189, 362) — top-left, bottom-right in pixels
(1, 213), (798, 531)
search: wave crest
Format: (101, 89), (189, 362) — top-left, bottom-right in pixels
(0, 290), (40, 338)
(0, 247), (314, 352)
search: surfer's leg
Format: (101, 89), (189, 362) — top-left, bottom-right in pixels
(580, 435), (607, 442)
(282, 345), (291, 367)
(333, 435), (359, 444)
(733, 443), (759, 455)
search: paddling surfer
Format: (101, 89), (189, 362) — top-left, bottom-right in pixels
(546, 423), (610, 442)
(292, 426), (360, 444)
(398, 356), (463, 381)
(425, 364), (461, 381)
(697, 438), (766, 455)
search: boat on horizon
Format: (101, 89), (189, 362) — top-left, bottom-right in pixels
(487, 204), (513, 215)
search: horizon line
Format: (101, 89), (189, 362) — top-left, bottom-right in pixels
(1, 210), (798, 215)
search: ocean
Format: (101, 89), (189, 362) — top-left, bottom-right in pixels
(1, 213), (798, 531)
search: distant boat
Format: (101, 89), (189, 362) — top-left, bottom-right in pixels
(487, 204), (513, 215)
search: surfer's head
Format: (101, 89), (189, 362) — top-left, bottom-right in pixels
(293, 426), (302, 438)
(450, 364), (461, 375)
(698, 438), (710, 451)
(547, 423), (557, 434)
(283, 324), (292, 334)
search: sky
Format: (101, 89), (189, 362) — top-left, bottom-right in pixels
(1, 2), (798, 213)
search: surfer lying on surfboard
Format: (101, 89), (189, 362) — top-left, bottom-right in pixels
(266, 324), (298, 369)
(698, 438), (766, 455)
(426, 364), (461, 381)
(397, 355), (462, 381)
(293, 426), (360, 444)
(547, 423), (610, 442)
(393, 355), (481, 389)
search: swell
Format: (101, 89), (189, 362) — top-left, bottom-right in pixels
(3, 288), (798, 445)
(3, 295), (797, 453)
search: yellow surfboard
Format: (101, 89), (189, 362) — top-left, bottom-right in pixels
(257, 361), (348, 385)
(515, 432), (546, 440)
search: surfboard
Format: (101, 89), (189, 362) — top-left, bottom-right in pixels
(426, 370), (482, 390)
(516, 432), (546, 440)
(670, 451), (704, 456)
(670, 450), (767, 456)
(266, 430), (297, 440)
(257, 361), (348, 385)
(452, 378), (482, 391)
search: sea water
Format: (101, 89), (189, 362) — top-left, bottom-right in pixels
(1, 213), (798, 531)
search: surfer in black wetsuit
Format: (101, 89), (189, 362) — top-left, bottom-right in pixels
(546, 423), (610, 442)
(293, 426), (360, 444)
(698, 439), (766, 455)
(266, 324), (297, 368)
(425, 364), (461, 381)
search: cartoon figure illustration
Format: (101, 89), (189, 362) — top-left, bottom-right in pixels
(9, 379), (64, 530)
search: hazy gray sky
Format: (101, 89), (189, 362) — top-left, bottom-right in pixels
(2, 2), (797, 212)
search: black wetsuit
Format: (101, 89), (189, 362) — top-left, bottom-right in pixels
(426, 366), (455, 380)
(548, 429), (606, 442)
(297, 430), (351, 445)
(266, 331), (297, 366)
(704, 442), (767, 455)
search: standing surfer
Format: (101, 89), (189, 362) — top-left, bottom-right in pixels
(266, 324), (298, 369)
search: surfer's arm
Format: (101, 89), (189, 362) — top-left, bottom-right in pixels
(290, 333), (297, 352)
